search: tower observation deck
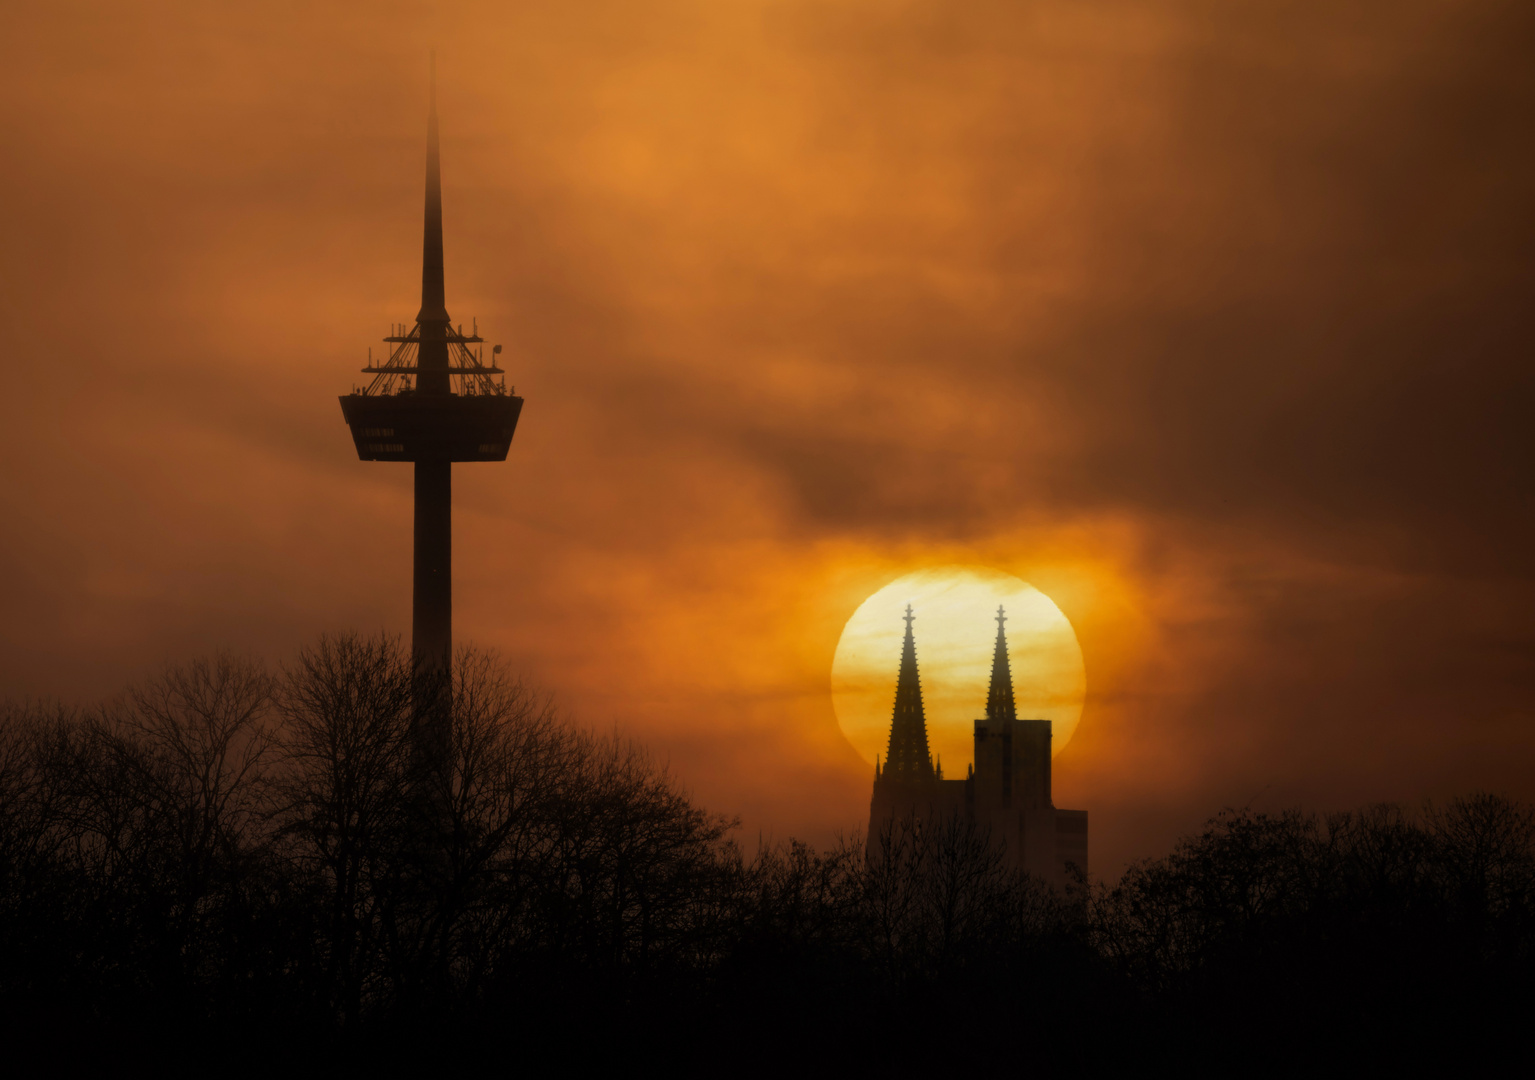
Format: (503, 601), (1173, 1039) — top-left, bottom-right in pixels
(340, 63), (523, 670)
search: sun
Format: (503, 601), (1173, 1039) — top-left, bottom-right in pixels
(832, 565), (1086, 771)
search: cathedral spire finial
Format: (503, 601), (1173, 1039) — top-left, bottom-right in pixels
(883, 606), (935, 784)
(986, 604), (1017, 722)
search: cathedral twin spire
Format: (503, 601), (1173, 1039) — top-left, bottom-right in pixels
(985, 605), (1017, 722)
(883, 606), (935, 782)
(880, 604), (1018, 785)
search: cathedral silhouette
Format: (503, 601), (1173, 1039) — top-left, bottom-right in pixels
(868, 606), (1089, 885)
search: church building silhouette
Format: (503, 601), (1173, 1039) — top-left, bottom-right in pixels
(868, 606), (1089, 885)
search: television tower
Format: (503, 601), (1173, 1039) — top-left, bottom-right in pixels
(340, 62), (523, 674)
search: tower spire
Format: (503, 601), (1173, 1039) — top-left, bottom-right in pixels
(419, 52), (448, 325)
(884, 605), (935, 783)
(986, 604), (1017, 721)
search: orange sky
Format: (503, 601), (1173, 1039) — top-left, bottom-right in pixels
(3, 0), (1533, 874)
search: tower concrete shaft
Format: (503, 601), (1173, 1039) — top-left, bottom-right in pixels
(413, 459), (451, 669)
(412, 59), (452, 671)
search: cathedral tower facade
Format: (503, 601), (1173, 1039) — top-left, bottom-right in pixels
(867, 605), (1089, 886)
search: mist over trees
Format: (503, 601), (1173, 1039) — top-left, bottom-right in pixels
(1, 637), (1530, 1066)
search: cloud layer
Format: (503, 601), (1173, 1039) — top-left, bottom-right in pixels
(2, 0), (1532, 871)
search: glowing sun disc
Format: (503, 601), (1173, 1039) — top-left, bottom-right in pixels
(832, 566), (1085, 770)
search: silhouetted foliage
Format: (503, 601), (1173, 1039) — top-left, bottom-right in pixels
(1092, 799), (1535, 1067)
(2, 638), (1531, 1066)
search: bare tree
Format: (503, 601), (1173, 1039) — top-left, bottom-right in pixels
(273, 633), (415, 1024)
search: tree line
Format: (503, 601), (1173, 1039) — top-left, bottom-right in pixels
(1, 634), (1530, 1066)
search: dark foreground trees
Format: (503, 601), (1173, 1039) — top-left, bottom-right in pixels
(1093, 798), (1535, 1066)
(2, 638), (1532, 1066)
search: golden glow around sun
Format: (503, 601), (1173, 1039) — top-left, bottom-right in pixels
(832, 566), (1086, 771)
